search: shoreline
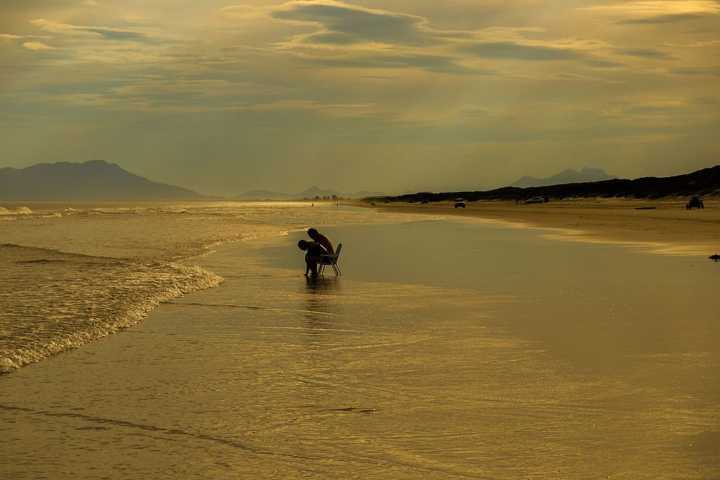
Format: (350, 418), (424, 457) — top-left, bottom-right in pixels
(3, 209), (719, 479)
(0, 224), (297, 376)
(362, 198), (720, 256)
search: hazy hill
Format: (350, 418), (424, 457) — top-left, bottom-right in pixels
(235, 186), (338, 201)
(235, 190), (291, 200)
(513, 167), (615, 188)
(0, 160), (203, 201)
(235, 186), (384, 200)
(374, 165), (720, 203)
(297, 186), (341, 199)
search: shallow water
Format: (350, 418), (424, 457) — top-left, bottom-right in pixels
(1, 205), (718, 479)
(0, 202), (408, 372)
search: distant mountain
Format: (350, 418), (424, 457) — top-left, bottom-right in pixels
(297, 186), (341, 199)
(235, 186), (384, 200)
(513, 167), (615, 188)
(235, 190), (291, 200)
(375, 165), (720, 203)
(234, 188), (331, 201)
(0, 160), (203, 201)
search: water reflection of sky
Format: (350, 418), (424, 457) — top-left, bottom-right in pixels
(2, 214), (718, 479)
(263, 220), (720, 372)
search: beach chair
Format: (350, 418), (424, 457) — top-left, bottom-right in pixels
(318, 244), (343, 276)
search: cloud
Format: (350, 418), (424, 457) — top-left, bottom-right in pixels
(670, 66), (720, 76)
(666, 39), (720, 47)
(30, 19), (148, 41)
(614, 48), (672, 59)
(458, 41), (622, 67)
(621, 99), (690, 115)
(620, 13), (713, 24)
(240, 1), (486, 74)
(254, 1), (622, 74)
(307, 52), (483, 74)
(460, 41), (582, 61)
(2, 0), (719, 195)
(271, 0), (429, 46)
(228, 99), (379, 118)
(218, 5), (267, 21)
(582, 1), (720, 16)
(22, 41), (55, 51)
(581, 1), (720, 24)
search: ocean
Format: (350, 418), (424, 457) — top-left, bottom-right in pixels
(1, 202), (718, 478)
(0, 202), (408, 373)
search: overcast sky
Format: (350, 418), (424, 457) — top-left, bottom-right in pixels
(1, 0), (719, 195)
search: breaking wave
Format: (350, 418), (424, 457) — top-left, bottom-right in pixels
(0, 244), (222, 374)
(0, 206), (32, 216)
(0, 200), (391, 374)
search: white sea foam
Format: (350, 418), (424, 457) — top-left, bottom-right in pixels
(0, 245), (222, 373)
(0, 202), (406, 374)
(0, 206), (32, 216)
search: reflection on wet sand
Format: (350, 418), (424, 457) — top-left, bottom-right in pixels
(300, 277), (343, 361)
(303, 276), (341, 321)
(1, 217), (719, 479)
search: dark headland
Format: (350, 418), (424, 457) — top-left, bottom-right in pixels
(372, 165), (720, 203)
(365, 165), (720, 257)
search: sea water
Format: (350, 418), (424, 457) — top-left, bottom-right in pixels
(0, 202), (409, 373)
(1, 203), (718, 479)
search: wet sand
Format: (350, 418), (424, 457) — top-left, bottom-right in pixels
(368, 198), (720, 256)
(2, 215), (719, 479)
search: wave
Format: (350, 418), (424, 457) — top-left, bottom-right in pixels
(0, 202), (315, 374)
(0, 245), (223, 374)
(0, 206), (32, 216)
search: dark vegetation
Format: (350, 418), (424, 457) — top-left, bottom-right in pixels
(371, 166), (720, 204)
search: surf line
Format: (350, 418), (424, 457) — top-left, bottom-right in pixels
(161, 301), (337, 317)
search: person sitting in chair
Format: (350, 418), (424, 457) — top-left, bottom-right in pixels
(297, 240), (328, 277)
(307, 228), (334, 255)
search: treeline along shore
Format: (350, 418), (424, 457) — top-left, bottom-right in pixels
(370, 165), (720, 204)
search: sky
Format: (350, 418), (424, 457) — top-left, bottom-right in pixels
(1, 0), (719, 195)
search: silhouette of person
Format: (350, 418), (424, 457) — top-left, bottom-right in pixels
(307, 228), (334, 255)
(298, 239), (328, 277)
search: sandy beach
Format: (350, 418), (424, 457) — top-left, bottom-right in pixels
(367, 198), (720, 256)
(2, 203), (719, 479)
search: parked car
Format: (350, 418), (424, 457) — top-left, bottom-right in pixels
(686, 195), (704, 210)
(454, 198), (466, 208)
(524, 196), (546, 204)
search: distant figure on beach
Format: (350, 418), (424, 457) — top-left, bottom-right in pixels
(298, 240), (328, 277)
(307, 228), (334, 255)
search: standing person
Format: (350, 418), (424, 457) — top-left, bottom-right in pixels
(307, 228), (334, 255)
(297, 240), (328, 277)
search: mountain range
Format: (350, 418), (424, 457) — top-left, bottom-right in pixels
(0, 160), (384, 201)
(0, 160), (203, 201)
(6, 160), (712, 203)
(512, 167), (615, 188)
